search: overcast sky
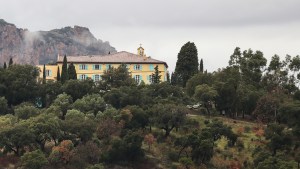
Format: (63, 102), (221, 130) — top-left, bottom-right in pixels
(1, 0), (300, 72)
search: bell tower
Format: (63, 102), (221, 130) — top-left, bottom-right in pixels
(137, 44), (145, 56)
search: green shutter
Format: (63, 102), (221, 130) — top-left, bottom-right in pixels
(49, 70), (52, 77)
(99, 65), (102, 70)
(149, 64), (153, 70)
(140, 65), (143, 70)
(92, 65), (95, 70)
(92, 75), (95, 81)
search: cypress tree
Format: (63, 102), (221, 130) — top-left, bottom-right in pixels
(152, 65), (161, 84)
(42, 64), (46, 84)
(166, 72), (170, 83)
(3, 62), (7, 69)
(8, 58), (13, 66)
(200, 58), (204, 73)
(57, 66), (61, 81)
(171, 72), (178, 86)
(68, 62), (77, 80)
(175, 41), (198, 87)
(61, 55), (69, 83)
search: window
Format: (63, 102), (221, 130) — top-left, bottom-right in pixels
(147, 75), (154, 83)
(93, 74), (101, 82)
(46, 70), (52, 77)
(135, 75), (141, 83)
(149, 64), (154, 71)
(79, 74), (88, 80)
(106, 64), (112, 70)
(134, 64), (142, 70)
(93, 64), (101, 70)
(79, 64), (88, 70)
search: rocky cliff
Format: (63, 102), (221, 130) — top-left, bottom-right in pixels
(0, 19), (116, 65)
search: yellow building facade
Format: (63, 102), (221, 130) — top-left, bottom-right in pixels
(38, 47), (168, 84)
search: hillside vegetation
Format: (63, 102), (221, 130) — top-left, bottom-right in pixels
(0, 43), (299, 169)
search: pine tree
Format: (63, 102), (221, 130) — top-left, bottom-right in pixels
(200, 59), (204, 73)
(61, 55), (69, 83)
(175, 42), (198, 87)
(152, 65), (161, 84)
(57, 66), (61, 81)
(8, 58), (13, 66)
(42, 64), (46, 84)
(3, 62), (7, 69)
(68, 62), (77, 80)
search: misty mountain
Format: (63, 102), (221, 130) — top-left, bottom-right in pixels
(0, 19), (116, 65)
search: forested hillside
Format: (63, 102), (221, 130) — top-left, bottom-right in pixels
(0, 43), (299, 169)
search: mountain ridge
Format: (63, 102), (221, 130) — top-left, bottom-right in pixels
(0, 19), (116, 65)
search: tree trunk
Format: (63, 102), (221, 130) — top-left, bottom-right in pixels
(165, 129), (170, 137)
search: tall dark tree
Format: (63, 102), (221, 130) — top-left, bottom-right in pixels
(199, 58), (204, 73)
(9, 57), (13, 66)
(61, 55), (69, 83)
(175, 42), (198, 87)
(42, 64), (46, 84)
(171, 72), (178, 86)
(166, 72), (170, 83)
(57, 66), (61, 81)
(68, 62), (77, 80)
(3, 62), (7, 69)
(152, 65), (161, 84)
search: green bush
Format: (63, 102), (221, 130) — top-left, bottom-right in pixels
(236, 139), (244, 151)
(244, 126), (251, 133)
(167, 150), (179, 162)
(21, 150), (48, 169)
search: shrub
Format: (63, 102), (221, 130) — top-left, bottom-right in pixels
(244, 126), (251, 133)
(236, 139), (244, 151)
(167, 150), (179, 162)
(21, 150), (48, 169)
(204, 120), (210, 125)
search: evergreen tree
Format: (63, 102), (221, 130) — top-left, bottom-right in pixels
(9, 57), (13, 66)
(152, 65), (161, 84)
(175, 42), (198, 87)
(42, 64), (46, 84)
(171, 72), (178, 85)
(200, 58), (204, 73)
(68, 62), (77, 80)
(3, 62), (7, 69)
(57, 66), (61, 81)
(61, 55), (69, 83)
(166, 72), (170, 83)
